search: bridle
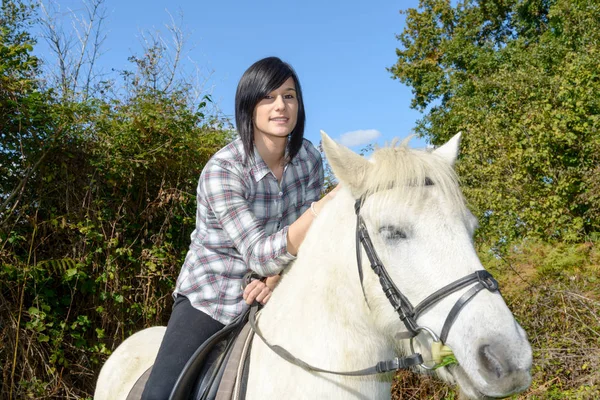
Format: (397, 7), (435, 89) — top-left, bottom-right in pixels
(249, 194), (501, 376)
(354, 197), (500, 368)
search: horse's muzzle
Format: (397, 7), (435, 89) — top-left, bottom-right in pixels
(476, 341), (532, 397)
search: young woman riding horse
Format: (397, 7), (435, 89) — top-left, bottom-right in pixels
(141, 56), (336, 400)
(96, 59), (533, 400)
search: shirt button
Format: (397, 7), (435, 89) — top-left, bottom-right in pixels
(278, 191), (283, 197)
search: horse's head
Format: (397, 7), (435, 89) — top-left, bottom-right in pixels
(321, 131), (532, 399)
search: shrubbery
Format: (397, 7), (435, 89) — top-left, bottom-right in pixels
(0, 1), (230, 397)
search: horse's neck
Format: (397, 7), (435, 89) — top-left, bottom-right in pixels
(279, 192), (365, 315)
(257, 193), (394, 368)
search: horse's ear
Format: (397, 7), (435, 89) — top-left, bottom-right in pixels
(433, 131), (462, 166)
(321, 130), (370, 197)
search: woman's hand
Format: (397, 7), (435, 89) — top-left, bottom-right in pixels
(286, 184), (342, 256)
(243, 275), (281, 305)
(312, 184), (341, 216)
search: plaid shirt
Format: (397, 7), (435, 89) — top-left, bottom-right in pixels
(174, 138), (324, 324)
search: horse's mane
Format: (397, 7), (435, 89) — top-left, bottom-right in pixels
(361, 138), (467, 215)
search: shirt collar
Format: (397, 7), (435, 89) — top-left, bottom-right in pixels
(251, 146), (271, 182)
(250, 144), (295, 183)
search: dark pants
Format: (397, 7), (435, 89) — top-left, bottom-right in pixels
(141, 295), (225, 400)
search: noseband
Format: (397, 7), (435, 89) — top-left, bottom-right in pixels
(354, 199), (499, 366)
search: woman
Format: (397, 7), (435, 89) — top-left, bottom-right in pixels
(142, 56), (336, 399)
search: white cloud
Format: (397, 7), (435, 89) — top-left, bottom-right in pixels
(337, 129), (381, 147)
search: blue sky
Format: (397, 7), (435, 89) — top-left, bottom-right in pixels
(34, 0), (427, 149)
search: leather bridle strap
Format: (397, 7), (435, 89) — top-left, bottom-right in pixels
(354, 199), (500, 344)
(248, 304), (423, 375)
(440, 280), (490, 343)
(413, 270), (497, 320)
(354, 201), (369, 307)
(356, 215), (420, 335)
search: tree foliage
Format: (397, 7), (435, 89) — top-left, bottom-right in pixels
(0, 1), (230, 397)
(0, 0), (56, 223)
(390, 0), (600, 245)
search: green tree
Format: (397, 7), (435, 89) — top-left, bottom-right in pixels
(0, 0), (58, 227)
(390, 0), (600, 246)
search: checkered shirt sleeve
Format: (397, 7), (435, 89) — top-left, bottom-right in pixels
(174, 139), (324, 324)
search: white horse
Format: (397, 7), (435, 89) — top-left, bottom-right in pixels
(95, 132), (532, 400)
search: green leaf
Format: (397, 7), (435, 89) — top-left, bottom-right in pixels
(66, 268), (78, 278)
(434, 355), (459, 370)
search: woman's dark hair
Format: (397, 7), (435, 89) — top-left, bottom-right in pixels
(235, 57), (305, 164)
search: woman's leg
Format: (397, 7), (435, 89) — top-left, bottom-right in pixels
(141, 295), (224, 400)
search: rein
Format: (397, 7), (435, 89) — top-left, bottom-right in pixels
(248, 196), (500, 376)
(248, 305), (422, 375)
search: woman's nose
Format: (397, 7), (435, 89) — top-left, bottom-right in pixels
(274, 95), (286, 110)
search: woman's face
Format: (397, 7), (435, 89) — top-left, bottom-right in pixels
(253, 77), (298, 142)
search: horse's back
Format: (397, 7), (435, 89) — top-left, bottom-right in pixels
(94, 326), (166, 400)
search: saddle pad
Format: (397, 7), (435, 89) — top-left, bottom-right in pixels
(126, 365), (153, 400)
(216, 322), (254, 400)
(125, 320), (253, 400)
(233, 325), (254, 400)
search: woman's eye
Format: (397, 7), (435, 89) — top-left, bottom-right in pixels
(284, 94), (295, 99)
(263, 95), (273, 99)
(379, 226), (407, 241)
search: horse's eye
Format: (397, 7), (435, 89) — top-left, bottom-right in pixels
(379, 225), (407, 241)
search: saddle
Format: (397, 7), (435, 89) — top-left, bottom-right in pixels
(127, 306), (254, 400)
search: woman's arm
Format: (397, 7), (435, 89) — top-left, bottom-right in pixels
(201, 152), (328, 276)
(243, 186), (338, 305)
(286, 185), (338, 255)
(201, 160), (291, 276)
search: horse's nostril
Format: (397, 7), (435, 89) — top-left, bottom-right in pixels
(478, 344), (506, 379)
(476, 342), (532, 396)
